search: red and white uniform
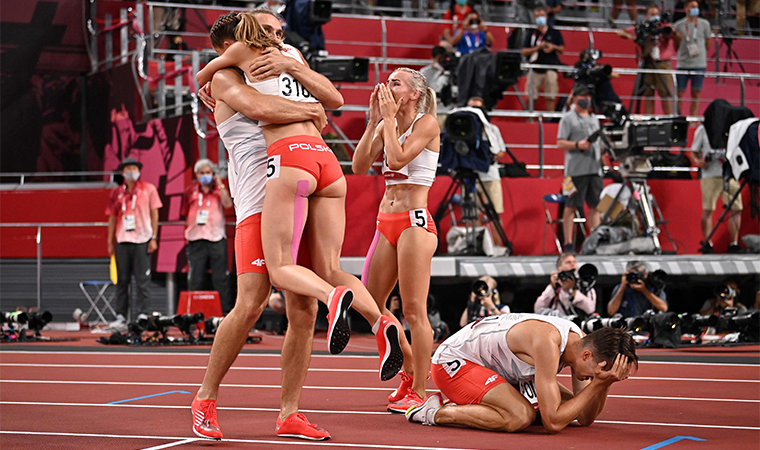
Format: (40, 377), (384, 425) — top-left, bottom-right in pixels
(181, 183), (227, 242)
(105, 181), (163, 244)
(431, 313), (581, 409)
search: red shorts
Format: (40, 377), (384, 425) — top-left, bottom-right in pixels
(377, 208), (437, 247)
(267, 135), (344, 192)
(431, 359), (507, 405)
(235, 213), (311, 276)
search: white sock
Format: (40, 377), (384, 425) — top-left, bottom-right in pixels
(371, 316), (382, 334)
(425, 405), (441, 426)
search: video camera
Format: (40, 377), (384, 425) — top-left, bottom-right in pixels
(572, 49), (612, 86)
(634, 17), (672, 52)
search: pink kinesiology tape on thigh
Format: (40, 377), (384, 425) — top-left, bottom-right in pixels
(291, 180), (310, 263)
(361, 230), (381, 287)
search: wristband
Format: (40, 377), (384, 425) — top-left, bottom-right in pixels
(575, 141), (579, 150)
(150, 235), (158, 240)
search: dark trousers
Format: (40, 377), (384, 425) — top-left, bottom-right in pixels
(187, 239), (232, 313)
(114, 242), (152, 319)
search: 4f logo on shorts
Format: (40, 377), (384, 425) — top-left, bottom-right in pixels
(485, 375), (498, 386)
(251, 258), (266, 267)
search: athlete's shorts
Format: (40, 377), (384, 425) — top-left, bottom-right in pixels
(266, 135), (344, 192)
(431, 359), (507, 405)
(376, 208), (438, 248)
(235, 213), (311, 276)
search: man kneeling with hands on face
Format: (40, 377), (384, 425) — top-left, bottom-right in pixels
(407, 313), (636, 434)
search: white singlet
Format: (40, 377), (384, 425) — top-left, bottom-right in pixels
(216, 111), (266, 224)
(245, 45), (319, 127)
(382, 112), (439, 187)
(432, 313), (582, 386)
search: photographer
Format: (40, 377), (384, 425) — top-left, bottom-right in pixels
(556, 84), (603, 254)
(689, 122), (743, 254)
(608, 261), (668, 318)
(700, 279), (748, 316)
(535, 253), (597, 317)
(673, 0), (713, 116)
(421, 46), (455, 129)
(522, 6), (565, 112)
(460, 276), (509, 327)
(451, 10), (494, 55)
(616, 4), (674, 115)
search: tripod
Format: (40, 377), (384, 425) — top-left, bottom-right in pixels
(629, 54), (672, 115)
(714, 30), (747, 83)
(599, 170), (676, 254)
(700, 178), (759, 253)
(434, 168), (513, 255)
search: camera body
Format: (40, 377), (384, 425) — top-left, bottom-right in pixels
(626, 270), (645, 285)
(635, 19), (672, 50)
(557, 270), (576, 283)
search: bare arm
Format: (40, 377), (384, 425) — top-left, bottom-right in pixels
(557, 139), (590, 151)
(148, 208), (159, 254)
(248, 47), (344, 109)
(107, 215), (117, 256)
(384, 115), (438, 170)
(215, 174), (233, 209)
(607, 279), (626, 316)
(212, 69), (325, 127)
(529, 332), (608, 434)
(617, 29), (635, 41)
(641, 289), (668, 312)
(196, 41), (250, 86)
(353, 85), (385, 174)
(460, 307), (469, 327)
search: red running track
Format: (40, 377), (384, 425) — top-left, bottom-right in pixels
(0, 336), (759, 450)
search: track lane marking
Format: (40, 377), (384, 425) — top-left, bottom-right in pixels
(106, 390), (191, 405)
(0, 401), (390, 414)
(0, 363), (375, 373)
(140, 438), (198, 450)
(0, 430), (487, 450)
(1, 350), (757, 367)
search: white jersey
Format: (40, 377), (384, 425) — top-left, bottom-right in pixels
(382, 113), (439, 187)
(245, 45), (318, 127)
(433, 313), (581, 408)
(216, 111), (267, 224)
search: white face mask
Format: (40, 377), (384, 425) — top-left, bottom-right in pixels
(123, 171), (140, 182)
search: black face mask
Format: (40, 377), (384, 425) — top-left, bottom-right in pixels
(576, 98), (591, 110)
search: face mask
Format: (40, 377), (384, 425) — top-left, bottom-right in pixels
(536, 16), (547, 27)
(123, 171), (140, 182)
(576, 98), (591, 110)
(456, 0), (467, 6)
(199, 174), (214, 186)
(689, 8), (699, 17)
(649, 15), (660, 22)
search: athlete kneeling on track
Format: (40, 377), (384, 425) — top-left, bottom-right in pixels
(407, 313), (637, 434)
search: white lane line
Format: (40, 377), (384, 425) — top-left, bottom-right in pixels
(0, 401), (391, 414)
(1, 350), (757, 367)
(0, 430), (487, 450)
(0, 363), (375, 373)
(556, 374), (759, 383)
(608, 395), (760, 403)
(140, 438), (198, 450)
(596, 420), (759, 431)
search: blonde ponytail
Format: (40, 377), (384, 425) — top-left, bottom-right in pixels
(235, 12), (281, 50)
(425, 87), (437, 116)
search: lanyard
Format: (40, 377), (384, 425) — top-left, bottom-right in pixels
(197, 192), (211, 207)
(685, 20), (698, 42)
(531, 30), (544, 47)
(121, 186), (137, 212)
(464, 32), (480, 49)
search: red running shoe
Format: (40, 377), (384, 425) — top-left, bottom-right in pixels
(191, 397), (223, 440)
(376, 315), (404, 381)
(387, 390), (424, 414)
(388, 370), (413, 402)
(326, 286), (353, 355)
(276, 413), (331, 440)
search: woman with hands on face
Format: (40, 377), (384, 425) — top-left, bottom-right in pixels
(353, 69), (441, 413)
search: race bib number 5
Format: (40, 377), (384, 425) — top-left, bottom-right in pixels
(266, 155), (281, 180)
(518, 378), (539, 411)
(410, 209), (429, 229)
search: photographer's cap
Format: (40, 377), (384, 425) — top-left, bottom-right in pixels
(117, 157), (143, 172)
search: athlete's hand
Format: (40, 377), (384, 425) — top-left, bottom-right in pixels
(249, 47), (293, 81)
(378, 84), (402, 121)
(311, 103), (328, 131)
(198, 83), (216, 112)
(593, 354), (632, 386)
(369, 84), (382, 127)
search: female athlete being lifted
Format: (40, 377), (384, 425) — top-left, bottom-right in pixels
(196, 12), (403, 381)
